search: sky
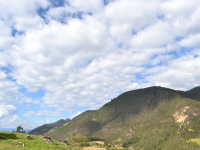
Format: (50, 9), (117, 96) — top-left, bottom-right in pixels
(0, 0), (200, 129)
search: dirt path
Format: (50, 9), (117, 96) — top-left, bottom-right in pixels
(83, 146), (106, 150)
(83, 148), (106, 150)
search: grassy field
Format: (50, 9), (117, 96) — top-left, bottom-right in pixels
(187, 138), (200, 145)
(0, 131), (77, 150)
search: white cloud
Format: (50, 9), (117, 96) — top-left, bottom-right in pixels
(0, 71), (7, 80)
(0, 105), (18, 120)
(0, 114), (35, 129)
(23, 110), (62, 117)
(144, 53), (200, 90)
(66, 0), (104, 14)
(0, 71), (34, 105)
(105, 0), (159, 44)
(0, 0), (49, 31)
(130, 21), (175, 48)
(179, 34), (200, 48)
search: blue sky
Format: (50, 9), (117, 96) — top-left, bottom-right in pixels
(0, 0), (200, 129)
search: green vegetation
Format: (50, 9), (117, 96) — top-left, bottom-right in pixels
(67, 133), (90, 148)
(15, 125), (25, 133)
(0, 131), (78, 150)
(35, 86), (200, 149)
(187, 138), (200, 145)
(122, 137), (139, 147)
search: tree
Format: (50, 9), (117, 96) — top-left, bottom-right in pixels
(16, 125), (24, 133)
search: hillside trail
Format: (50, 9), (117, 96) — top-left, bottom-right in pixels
(83, 148), (106, 150)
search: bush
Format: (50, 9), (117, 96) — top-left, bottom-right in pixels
(68, 134), (90, 147)
(123, 137), (139, 147)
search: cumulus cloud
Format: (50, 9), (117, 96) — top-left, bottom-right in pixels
(144, 54), (200, 90)
(0, 70), (34, 105)
(0, 105), (18, 120)
(0, 0), (49, 31)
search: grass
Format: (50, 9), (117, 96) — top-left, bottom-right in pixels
(0, 131), (78, 150)
(187, 138), (200, 145)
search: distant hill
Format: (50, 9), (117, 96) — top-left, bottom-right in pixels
(45, 86), (200, 149)
(29, 110), (96, 136)
(187, 86), (200, 95)
(29, 119), (70, 135)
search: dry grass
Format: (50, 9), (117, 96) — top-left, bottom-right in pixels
(83, 147), (106, 150)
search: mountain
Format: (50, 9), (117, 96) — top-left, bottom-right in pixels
(29, 119), (70, 135)
(45, 86), (200, 149)
(187, 86), (200, 95)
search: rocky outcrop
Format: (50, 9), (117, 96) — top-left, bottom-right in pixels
(41, 136), (53, 144)
(26, 135), (34, 140)
(44, 138), (53, 144)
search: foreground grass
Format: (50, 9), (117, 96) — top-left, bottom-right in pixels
(0, 131), (77, 150)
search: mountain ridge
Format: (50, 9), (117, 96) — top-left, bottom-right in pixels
(29, 118), (70, 135)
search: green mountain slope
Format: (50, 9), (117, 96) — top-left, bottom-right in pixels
(0, 131), (77, 150)
(45, 86), (200, 149)
(187, 86), (200, 95)
(29, 119), (70, 135)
